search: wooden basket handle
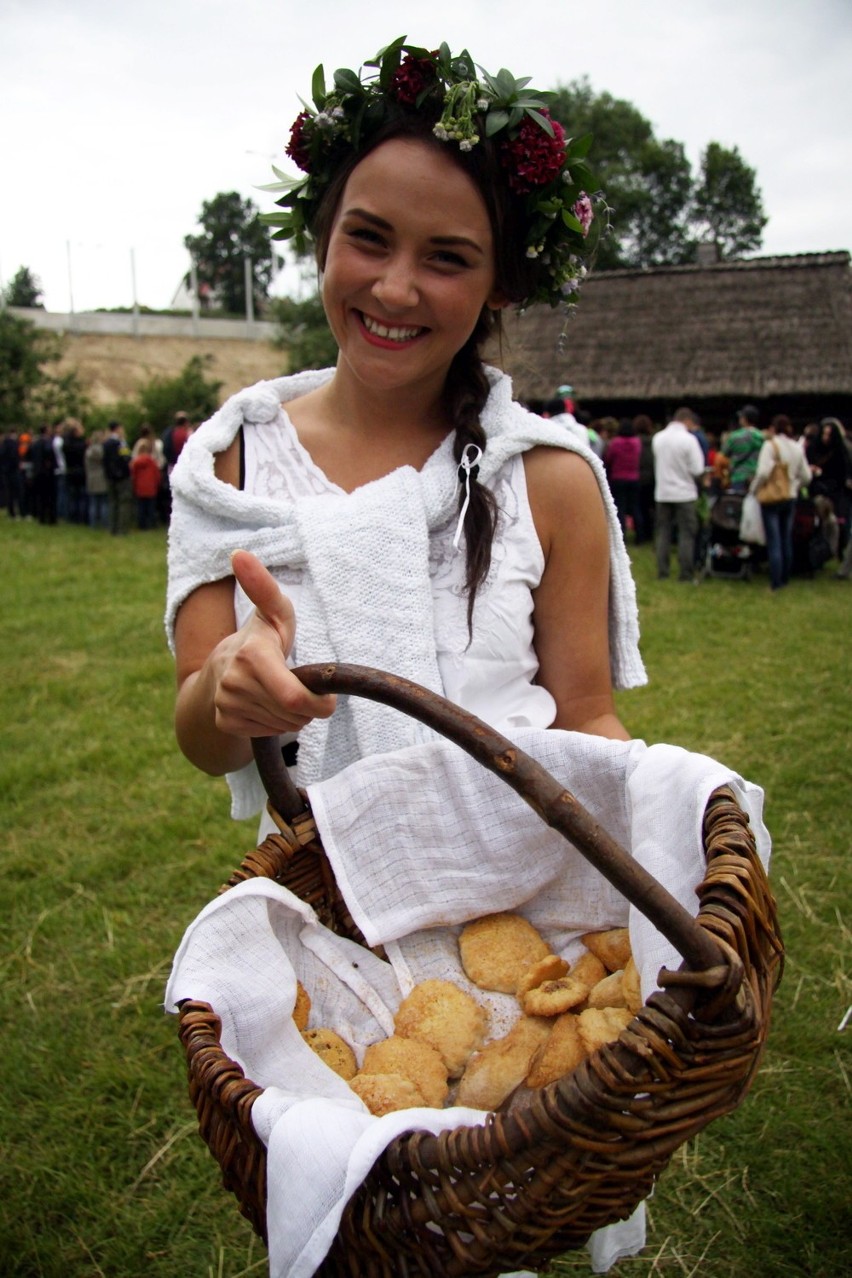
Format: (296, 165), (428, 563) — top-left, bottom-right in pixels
(252, 663), (725, 974)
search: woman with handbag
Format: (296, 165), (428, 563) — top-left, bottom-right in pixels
(752, 415), (812, 590)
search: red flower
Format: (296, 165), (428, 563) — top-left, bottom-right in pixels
(499, 110), (566, 194)
(286, 110), (313, 172)
(390, 53), (438, 106)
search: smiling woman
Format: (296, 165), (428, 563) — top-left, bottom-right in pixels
(163, 33), (652, 1276)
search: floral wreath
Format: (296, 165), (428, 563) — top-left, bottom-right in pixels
(260, 36), (605, 311)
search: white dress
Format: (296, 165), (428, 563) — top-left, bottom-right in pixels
(236, 406), (558, 734)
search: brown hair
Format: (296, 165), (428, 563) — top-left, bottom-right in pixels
(310, 108), (544, 630)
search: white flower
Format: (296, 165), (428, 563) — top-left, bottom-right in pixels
(476, 97), (489, 110)
(433, 124), (450, 141)
(526, 245), (540, 259)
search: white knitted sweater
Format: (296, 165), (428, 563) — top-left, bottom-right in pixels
(166, 366), (646, 808)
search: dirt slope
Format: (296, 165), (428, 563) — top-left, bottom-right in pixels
(55, 333), (289, 406)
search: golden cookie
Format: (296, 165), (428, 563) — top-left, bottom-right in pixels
(361, 1035), (448, 1108)
(623, 956), (642, 1013)
(521, 975), (588, 1017)
(292, 980), (311, 1031)
(581, 928), (632, 972)
(459, 912), (550, 994)
(516, 954), (570, 999)
(456, 1016), (552, 1111)
(349, 1073), (426, 1116)
(586, 969), (628, 1010)
(577, 1007), (633, 1055)
(526, 1012), (587, 1088)
(301, 1027), (357, 1080)
(395, 978), (488, 1078)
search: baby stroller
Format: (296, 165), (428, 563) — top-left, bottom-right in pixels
(702, 491), (757, 580)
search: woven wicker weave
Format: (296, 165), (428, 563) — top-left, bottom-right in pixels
(177, 664), (783, 1276)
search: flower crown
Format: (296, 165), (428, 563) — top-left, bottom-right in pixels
(260, 36), (604, 311)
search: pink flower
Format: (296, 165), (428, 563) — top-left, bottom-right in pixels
(499, 110), (566, 194)
(286, 110), (313, 172)
(573, 193), (594, 236)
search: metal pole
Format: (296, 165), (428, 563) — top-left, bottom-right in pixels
(190, 259), (199, 337)
(244, 255), (254, 334)
(130, 247), (139, 337)
(66, 240), (76, 329)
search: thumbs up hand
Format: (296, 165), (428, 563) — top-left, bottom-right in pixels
(210, 549), (336, 739)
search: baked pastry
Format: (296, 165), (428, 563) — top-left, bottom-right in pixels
(292, 980), (311, 1031)
(360, 1035), (449, 1108)
(394, 978), (488, 1077)
(456, 1016), (551, 1111)
(349, 1073), (426, 1115)
(301, 1027), (358, 1080)
(581, 927), (632, 972)
(525, 1012), (586, 1088)
(459, 912), (550, 994)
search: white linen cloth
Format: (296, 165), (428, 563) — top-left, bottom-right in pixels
(165, 366), (646, 816)
(165, 728), (770, 1278)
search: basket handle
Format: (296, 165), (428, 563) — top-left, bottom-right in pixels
(252, 663), (725, 974)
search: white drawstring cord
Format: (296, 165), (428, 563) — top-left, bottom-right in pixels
(452, 444), (483, 550)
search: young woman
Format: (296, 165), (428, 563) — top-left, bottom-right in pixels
(165, 39), (646, 823)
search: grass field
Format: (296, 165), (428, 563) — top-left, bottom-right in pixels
(0, 517), (849, 1278)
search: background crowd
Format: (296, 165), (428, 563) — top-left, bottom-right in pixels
(3, 397), (850, 586)
(529, 390), (852, 586)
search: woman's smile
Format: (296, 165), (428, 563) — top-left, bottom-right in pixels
(357, 310), (428, 348)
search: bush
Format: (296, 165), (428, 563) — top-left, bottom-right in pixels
(271, 293), (338, 372)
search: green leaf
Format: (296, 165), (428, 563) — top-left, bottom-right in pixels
(484, 109), (510, 137)
(567, 132), (593, 159)
(525, 107), (554, 137)
(379, 40), (404, 90)
(562, 209), (585, 234)
(495, 68), (518, 99)
(311, 64), (326, 110)
(333, 67), (363, 95)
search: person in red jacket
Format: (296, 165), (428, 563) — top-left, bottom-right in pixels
(130, 438), (162, 529)
(603, 418), (641, 537)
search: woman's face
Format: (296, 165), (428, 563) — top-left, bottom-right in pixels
(321, 138), (501, 402)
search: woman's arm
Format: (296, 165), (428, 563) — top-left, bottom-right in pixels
(524, 447), (630, 741)
(173, 438), (335, 776)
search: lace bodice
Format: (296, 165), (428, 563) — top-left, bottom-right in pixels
(234, 407), (556, 732)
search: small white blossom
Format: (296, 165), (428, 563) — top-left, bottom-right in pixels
(526, 245), (540, 259)
(433, 124), (450, 141)
(476, 97), (489, 110)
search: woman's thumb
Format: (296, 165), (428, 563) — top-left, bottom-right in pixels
(230, 549), (295, 641)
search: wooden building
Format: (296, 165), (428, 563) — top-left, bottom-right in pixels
(494, 251), (852, 433)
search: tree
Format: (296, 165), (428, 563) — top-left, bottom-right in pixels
(549, 81), (766, 268)
(184, 192), (276, 315)
(3, 266), (44, 308)
(0, 312), (87, 430)
(691, 142), (768, 260)
(271, 294), (338, 373)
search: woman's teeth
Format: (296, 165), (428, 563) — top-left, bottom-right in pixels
(361, 314), (422, 342)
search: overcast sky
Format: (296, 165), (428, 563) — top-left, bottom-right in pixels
(2, 0), (850, 313)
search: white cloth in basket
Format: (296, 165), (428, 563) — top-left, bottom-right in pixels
(165, 729), (770, 1278)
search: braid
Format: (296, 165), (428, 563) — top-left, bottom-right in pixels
(443, 312), (499, 635)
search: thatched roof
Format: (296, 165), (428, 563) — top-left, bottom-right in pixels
(493, 251), (852, 404)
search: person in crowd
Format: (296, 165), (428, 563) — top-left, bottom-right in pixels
(1, 427), (22, 518)
(130, 438), (162, 530)
(166, 36), (647, 826)
(651, 407), (705, 581)
(63, 419), (88, 524)
(603, 418), (641, 537)
(751, 415), (812, 591)
(723, 405), (764, 493)
(133, 423), (166, 470)
(163, 411), (191, 475)
(102, 420), (133, 535)
(28, 425), (57, 525)
(632, 414), (655, 544)
(84, 429), (109, 529)
(542, 394), (590, 448)
(806, 416), (851, 560)
(51, 423), (67, 521)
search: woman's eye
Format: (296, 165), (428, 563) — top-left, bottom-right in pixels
(349, 227), (384, 246)
(432, 250), (469, 269)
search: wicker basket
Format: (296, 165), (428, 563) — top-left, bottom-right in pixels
(177, 664), (783, 1277)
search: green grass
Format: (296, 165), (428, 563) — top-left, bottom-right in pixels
(0, 518), (848, 1278)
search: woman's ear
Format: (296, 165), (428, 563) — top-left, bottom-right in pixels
(486, 291), (510, 312)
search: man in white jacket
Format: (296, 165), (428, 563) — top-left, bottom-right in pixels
(652, 407), (706, 581)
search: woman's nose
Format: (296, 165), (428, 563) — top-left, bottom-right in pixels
(371, 255), (418, 310)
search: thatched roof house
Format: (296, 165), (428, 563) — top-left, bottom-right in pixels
(494, 251), (852, 431)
